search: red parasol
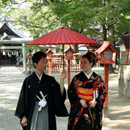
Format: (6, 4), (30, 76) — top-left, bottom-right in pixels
(26, 27), (100, 67)
(27, 27), (99, 45)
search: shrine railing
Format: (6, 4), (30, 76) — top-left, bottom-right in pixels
(45, 64), (81, 73)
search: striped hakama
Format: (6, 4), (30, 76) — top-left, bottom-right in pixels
(30, 102), (49, 130)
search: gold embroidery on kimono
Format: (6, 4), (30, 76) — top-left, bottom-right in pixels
(76, 87), (93, 102)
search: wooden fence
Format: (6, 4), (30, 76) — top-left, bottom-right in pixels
(45, 64), (81, 73)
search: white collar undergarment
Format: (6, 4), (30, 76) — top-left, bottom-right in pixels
(35, 72), (43, 81)
(83, 71), (93, 79)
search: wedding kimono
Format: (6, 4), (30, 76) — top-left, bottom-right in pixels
(68, 71), (106, 130)
(15, 72), (68, 130)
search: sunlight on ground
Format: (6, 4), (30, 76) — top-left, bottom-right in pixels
(109, 80), (118, 84)
(0, 103), (16, 110)
(103, 118), (130, 130)
(110, 106), (130, 114)
(0, 95), (18, 100)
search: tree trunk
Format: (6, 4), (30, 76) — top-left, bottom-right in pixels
(109, 64), (115, 73)
(74, 44), (79, 53)
(103, 25), (107, 41)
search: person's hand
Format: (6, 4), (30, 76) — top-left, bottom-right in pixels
(61, 69), (67, 79)
(89, 100), (97, 108)
(21, 116), (27, 127)
(60, 69), (67, 93)
(79, 99), (87, 108)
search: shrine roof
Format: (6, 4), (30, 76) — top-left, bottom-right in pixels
(46, 48), (54, 54)
(96, 41), (118, 53)
(121, 34), (130, 50)
(0, 21), (25, 38)
(64, 46), (75, 53)
(116, 33), (130, 50)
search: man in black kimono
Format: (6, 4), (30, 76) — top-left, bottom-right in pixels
(15, 51), (68, 130)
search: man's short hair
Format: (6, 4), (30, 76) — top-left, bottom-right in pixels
(32, 51), (47, 67)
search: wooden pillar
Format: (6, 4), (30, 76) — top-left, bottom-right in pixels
(28, 54), (32, 74)
(48, 59), (51, 76)
(67, 60), (70, 87)
(22, 43), (27, 73)
(60, 55), (62, 65)
(103, 64), (109, 118)
(53, 55), (56, 65)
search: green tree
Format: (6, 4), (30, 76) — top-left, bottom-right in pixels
(7, 0), (130, 51)
(0, 0), (11, 16)
(7, 0), (63, 53)
(50, 0), (130, 46)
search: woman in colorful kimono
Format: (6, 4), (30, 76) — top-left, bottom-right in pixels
(68, 51), (107, 130)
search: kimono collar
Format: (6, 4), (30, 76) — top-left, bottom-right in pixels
(35, 71), (43, 81)
(83, 71), (93, 79)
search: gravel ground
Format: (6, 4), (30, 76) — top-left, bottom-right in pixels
(0, 66), (130, 130)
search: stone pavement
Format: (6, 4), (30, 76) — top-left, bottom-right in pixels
(0, 66), (130, 130)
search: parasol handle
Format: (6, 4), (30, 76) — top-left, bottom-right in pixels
(62, 44), (65, 70)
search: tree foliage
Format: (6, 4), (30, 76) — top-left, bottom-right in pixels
(1, 0), (11, 5)
(49, 0), (130, 43)
(2, 0), (130, 53)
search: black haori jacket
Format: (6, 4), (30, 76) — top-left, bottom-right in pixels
(15, 72), (68, 130)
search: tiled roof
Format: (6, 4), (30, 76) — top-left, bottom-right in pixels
(0, 21), (25, 38)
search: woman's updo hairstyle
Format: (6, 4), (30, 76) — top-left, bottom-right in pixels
(82, 51), (97, 67)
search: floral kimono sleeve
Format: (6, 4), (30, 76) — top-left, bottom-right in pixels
(95, 76), (107, 111)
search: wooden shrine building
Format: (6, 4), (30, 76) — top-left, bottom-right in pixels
(116, 32), (130, 98)
(0, 19), (32, 72)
